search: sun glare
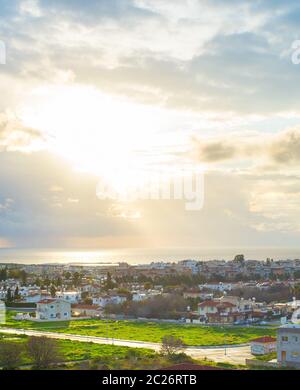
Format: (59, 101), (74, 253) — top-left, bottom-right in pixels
(19, 85), (171, 194)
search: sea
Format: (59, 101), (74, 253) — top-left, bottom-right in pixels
(0, 247), (300, 265)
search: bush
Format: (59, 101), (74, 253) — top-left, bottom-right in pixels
(27, 336), (63, 369)
(0, 342), (23, 370)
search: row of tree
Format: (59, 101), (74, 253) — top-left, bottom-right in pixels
(105, 294), (188, 319)
(0, 268), (28, 283)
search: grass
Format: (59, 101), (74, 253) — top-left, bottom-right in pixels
(0, 333), (157, 369)
(1, 333), (242, 370)
(254, 352), (277, 362)
(1, 312), (277, 346)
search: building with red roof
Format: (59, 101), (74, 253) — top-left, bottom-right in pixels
(250, 336), (277, 355)
(36, 298), (71, 321)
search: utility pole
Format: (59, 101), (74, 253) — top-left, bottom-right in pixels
(222, 326), (227, 355)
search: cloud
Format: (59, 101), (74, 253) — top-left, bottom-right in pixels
(1, 1), (300, 249)
(269, 129), (300, 165)
(192, 127), (300, 168)
(0, 112), (46, 151)
(1, 0), (300, 116)
(193, 138), (237, 162)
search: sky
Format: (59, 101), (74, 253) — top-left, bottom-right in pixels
(1, 0), (300, 251)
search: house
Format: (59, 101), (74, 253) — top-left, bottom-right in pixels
(0, 300), (5, 323)
(198, 300), (236, 317)
(176, 260), (199, 275)
(250, 336), (277, 355)
(219, 296), (255, 312)
(71, 304), (102, 318)
(132, 292), (148, 302)
(198, 297), (253, 324)
(23, 293), (51, 303)
(277, 325), (300, 368)
(36, 299), (71, 321)
(56, 291), (80, 303)
(198, 300), (238, 324)
(199, 282), (233, 292)
(183, 290), (213, 300)
(132, 290), (160, 302)
(92, 294), (127, 307)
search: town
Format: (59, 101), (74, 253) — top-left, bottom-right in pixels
(0, 255), (300, 370)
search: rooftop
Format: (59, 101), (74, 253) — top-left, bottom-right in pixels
(251, 336), (277, 344)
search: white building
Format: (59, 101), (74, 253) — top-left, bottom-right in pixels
(36, 299), (71, 321)
(132, 292), (148, 302)
(23, 294), (50, 303)
(56, 291), (80, 303)
(0, 289), (6, 299)
(277, 325), (300, 368)
(92, 294), (127, 307)
(177, 260), (199, 275)
(250, 337), (277, 355)
(72, 304), (102, 318)
(92, 295), (111, 307)
(0, 300), (5, 323)
(199, 282), (233, 292)
(132, 290), (160, 302)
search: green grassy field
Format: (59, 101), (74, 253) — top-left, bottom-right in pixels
(0, 333), (244, 370)
(0, 333), (157, 369)
(1, 312), (277, 346)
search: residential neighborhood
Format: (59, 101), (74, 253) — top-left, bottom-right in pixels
(1, 256), (300, 371)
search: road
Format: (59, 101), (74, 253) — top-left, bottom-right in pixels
(0, 327), (252, 365)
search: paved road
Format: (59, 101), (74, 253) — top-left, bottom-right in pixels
(0, 327), (252, 365)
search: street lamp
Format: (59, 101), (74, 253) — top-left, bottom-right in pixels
(222, 326), (227, 355)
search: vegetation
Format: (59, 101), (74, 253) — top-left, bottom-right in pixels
(231, 284), (294, 304)
(160, 335), (186, 357)
(2, 312), (277, 346)
(27, 336), (62, 369)
(0, 333), (183, 370)
(254, 352), (277, 362)
(0, 341), (23, 369)
(105, 294), (187, 319)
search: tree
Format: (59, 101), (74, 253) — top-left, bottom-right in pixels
(20, 270), (28, 285)
(44, 277), (51, 292)
(160, 335), (187, 357)
(27, 336), (62, 369)
(233, 254), (245, 265)
(0, 267), (7, 281)
(55, 277), (62, 287)
(104, 272), (115, 290)
(14, 286), (21, 300)
(144, 282), (152, 290)
(0, 342), (23, 370)
(6, 288), (13, 303)
(81, 291), (89, 300)
(63, 271), (71, 280)
(83, 298), (93, 305)
(292, 283), (300, 299)
(50, 285), (57, 298)
(72, 272), (81, 288)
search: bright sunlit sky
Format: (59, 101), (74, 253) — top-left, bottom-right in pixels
(1, 0), (300, 251)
